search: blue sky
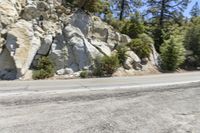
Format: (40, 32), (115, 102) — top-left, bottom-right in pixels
(184, 0), (200, 17)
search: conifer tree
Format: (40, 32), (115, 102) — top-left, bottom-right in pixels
(190, 2), (200, 17)
(111, 0), (142, 20)
(160, 36), (186, 71)
(146, 0), (190, 51)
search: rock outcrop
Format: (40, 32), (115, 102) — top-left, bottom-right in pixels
(0, 0), (158, 80)
(124, 51), (141, 70)
(6, 20), (41, 78)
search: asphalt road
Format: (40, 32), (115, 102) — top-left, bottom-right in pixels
(0, 72), (200, 133)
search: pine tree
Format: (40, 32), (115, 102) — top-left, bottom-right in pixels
(121, 11), (145, 38)
(146, 0), (190, 52)
(111, 0), (142, 20)
(190, 2), (200, 17)
(184, 17), (200, 66)
(160, 36), (186, 71)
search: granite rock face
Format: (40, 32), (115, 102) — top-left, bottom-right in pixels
(0, 48), (16, 80)
(124, 51), (141, 70)
(6, 20), (41, 78)
(0, 0), (158, 80)
(0, 0), (25, 27)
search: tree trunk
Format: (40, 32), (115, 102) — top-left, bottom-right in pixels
(157, 0), (165, 49)
(119, 0), (125, 20)
(159, 0), (165, 29)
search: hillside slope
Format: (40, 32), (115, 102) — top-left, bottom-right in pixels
(0, 0), (158, 80)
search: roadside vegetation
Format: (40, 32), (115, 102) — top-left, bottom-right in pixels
(32, 56), (55, 80)
(93, 54), (120, 77)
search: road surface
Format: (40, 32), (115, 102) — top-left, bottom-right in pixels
(0, 72), (200, 133)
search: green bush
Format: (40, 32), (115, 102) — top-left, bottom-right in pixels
(116, 45), (128, 66)
(121, 16), (145, 38)
(106, 12), (145, 39)
(160, 36), (186, 71)
(93, 54), (120, 77)
(76, 0), (103, 13)
(32, 56), (55, 80)
(106, 19), (126, 32)
(184, 19), (200, 66)
(80, 70), (89, 78)
(93, 56), (104, 77)
(138, 34), (154, 46)
(127, 34), (153, 58)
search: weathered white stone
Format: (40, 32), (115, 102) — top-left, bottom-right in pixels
(37, 1), (50, 12)
(124, 51), (141, 70)
(6, 20), (41, 77)
(22, 4), (38, 20)
(90, 39), (111, 56)
(22, 0), (52, 21)
(0, 0), (19, 27)
(90, 16), (130, 50)
(63, 24), (100, 70)
(49, 30), (68, 70)
(38, 34), (53, 55)
(127, 51), (141, 63)
(120, 34), (131, 44)
(65, 68), (74, 74)
(56, 69), (65, 75)
(64, 23), (85, 38)
(68, 34), (92, 69)
(22, 70), (33, 80)
(149, 43), (159, 66)
(90, 16), (109, 42)
(50, 24), (101, 72)
(70, 10), (92, 37)
(56, 68), (74, 75)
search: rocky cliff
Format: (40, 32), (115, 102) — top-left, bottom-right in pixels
(0, 0), (158, 80)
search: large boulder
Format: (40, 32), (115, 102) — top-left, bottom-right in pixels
(0, 0), (26, 27)
(89, 39), (111, 56)
(90, 16), (109, 42)
(0, 48), (16, 80)
(22, 2), (49, 21)
(50, 24), (100, 72)
(69, 10), (92, 37)
(50, 30), (68, 70)
(124, 51), (141, 70)
(63, 24), (102, 70)
(70, 11), (131, 50)
(22, 4), (38, 21)
(90, 16), (131, 49)
(0, 0), (18, 27)
(49, 11), (132, 75)
(37, 34), (53, 55)
(149, 43), (159, 66)
(22, 0), (60, 21)
(6, 20), (41, 78)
